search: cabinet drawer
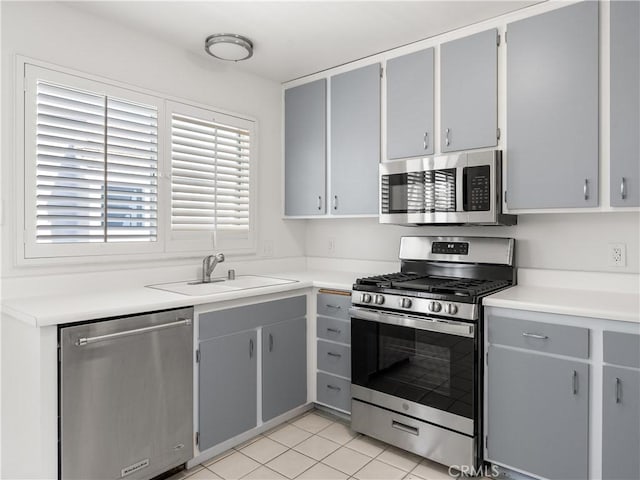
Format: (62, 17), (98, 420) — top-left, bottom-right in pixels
(317, 316), (351, 344)
(488, 315), (589, 359)
(317, 340), (351, 378)
(317, 292), (351, 320)
(317, 372), (351, 413)
(604, 331), (640, 368)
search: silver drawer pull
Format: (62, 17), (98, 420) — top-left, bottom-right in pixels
(621, 178), (627, 200)
(326, 384), (341, 392)
(333, 195), (338, 211)
(423, 131), (429, 150)
(572, 370), (579, 395)
(445, 128), (450, 147)
(584, 179), (589, 200)
(326, 304), (342, 309)
(522, 332), (548, 340)
(392, 420), (419, 436)
(249, 339), (254, 358)
(615, 377), (622, 404)
(317, 195), (322, 210)
(327, 352), (342, 358)
(326, 327), (341, 334)
(76, 318), (191, 346)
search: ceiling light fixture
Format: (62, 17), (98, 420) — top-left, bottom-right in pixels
(204, 33), (254, 62)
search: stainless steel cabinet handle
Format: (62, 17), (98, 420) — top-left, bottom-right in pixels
(333, 195), (338, 211)
(317, 195), (322, 210)
(326, 304), (342, 310)
(326, 384), (341, 392)
(326, 327), (341, 334)
(615, 377), (622, 404)
(392, 420), (419, 436)
(445, 128), (450, 147)
(327, 351), (342, 358)
(75, 318), (192, 346)
(572, 370), (578, 395)
(249, 339), (254, 358)
(522, 332), (548, 340)
(269, 333), (274, 352)
(621, 177), (627, 200)
(423, 131), (429, 150)
(583, 179), (589, 200)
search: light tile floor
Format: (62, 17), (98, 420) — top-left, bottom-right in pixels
(170, 409), (461, 480)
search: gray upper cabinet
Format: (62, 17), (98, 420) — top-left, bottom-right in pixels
(610, 0), (640, 207)
(602, 366), (640, 480)
(284, 79), (327, 216)
(262, 316), (307, 422)
(440, 29), (498, 153)
(199, 329), (257, 451)
(487, 346), (589, 479)
(330, 63), (381, 215)
(506, 1), (599, 209)
(386, 48), (434, 159)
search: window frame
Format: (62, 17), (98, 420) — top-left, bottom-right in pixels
(163, 100), (257, 254)
(16, 57), (258, 265)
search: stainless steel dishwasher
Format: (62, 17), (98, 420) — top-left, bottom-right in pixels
(59, 307), (194, 480)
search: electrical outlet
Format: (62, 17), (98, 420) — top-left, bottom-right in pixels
(262, 240), (274, 257)
(608, 243), (626, 267)
(328, 237), (336, 256)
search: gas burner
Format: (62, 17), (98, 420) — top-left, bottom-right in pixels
(355, 272), (426, 288)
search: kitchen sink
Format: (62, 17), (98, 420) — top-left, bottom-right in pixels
(146, 275), (298, 296)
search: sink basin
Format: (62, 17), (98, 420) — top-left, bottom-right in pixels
(146, 275), (298, 296)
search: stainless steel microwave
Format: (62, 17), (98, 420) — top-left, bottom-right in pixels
(379, 150), (516, 226)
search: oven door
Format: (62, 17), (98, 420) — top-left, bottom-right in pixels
(350, 307), (477, 435)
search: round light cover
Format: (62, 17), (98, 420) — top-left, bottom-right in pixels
(205, 34), (253, 61)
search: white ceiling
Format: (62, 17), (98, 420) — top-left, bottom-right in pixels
(66, 1), (541, 83)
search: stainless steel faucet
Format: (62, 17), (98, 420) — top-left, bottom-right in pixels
(202, 253), (225, 283)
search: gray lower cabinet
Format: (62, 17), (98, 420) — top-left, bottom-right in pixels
(487, 346), (589, 479)
(330, 63), (381, 215)
(440, 28), (498, 152)
(262, 317), (307, 422)
(284, 79), (327, 216)
(610, 0), (640, 207)
(315, 290), (352, 413)
(199, 329), (257, 451)
(198, 296), (306, 450)
(386, 48), (434, 159)
(602, 366), (640, 480)
(506, 1), (599, 208)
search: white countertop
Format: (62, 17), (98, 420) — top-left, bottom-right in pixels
(1, 270), (360, 327)
(484, 275), (640, 324)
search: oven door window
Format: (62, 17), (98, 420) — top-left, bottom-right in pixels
(352, 318), (475, 419)
(381, 169), (456, 214)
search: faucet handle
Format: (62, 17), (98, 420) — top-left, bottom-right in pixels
(227, 269), (236, 280)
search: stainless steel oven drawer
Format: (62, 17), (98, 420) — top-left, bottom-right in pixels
(317, 373), (351, 413)
(351, 399), (476, 469)
(317, 293), (351, 320)
(604, 331), (640, 368)
(317, 316), (351, 344)
(488, 314), (589, 359)
(317, 340), (351, 378)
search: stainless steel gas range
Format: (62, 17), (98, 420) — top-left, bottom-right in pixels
(349, 236), (515, 471)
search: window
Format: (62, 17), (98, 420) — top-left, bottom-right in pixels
(21, 62), (256, 261)
(165, 101), (255, 253)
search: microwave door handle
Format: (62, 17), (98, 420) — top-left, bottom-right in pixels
(349, 307), (474, 338)
(456, 165), (464, 213)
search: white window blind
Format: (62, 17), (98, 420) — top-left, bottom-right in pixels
(170, 112), (251, 234)
(34, 81), (158, 244)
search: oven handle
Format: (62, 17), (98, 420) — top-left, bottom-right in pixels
(349, 307), (474, 338)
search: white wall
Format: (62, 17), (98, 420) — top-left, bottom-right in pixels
(305, 212), (640, 273)
(0, 1), (306, 282)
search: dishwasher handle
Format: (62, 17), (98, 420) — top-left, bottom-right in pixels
(76, 318), (192, 346)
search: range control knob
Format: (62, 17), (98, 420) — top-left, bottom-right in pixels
(445, 303), (459, 315)
(400, 297), (413, 309)
(360, 293), (372, 304)
(429, 301), (442, 313)
(374, 295), (385, 305)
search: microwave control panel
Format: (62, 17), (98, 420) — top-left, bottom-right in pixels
(463, 165), (491, 211)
